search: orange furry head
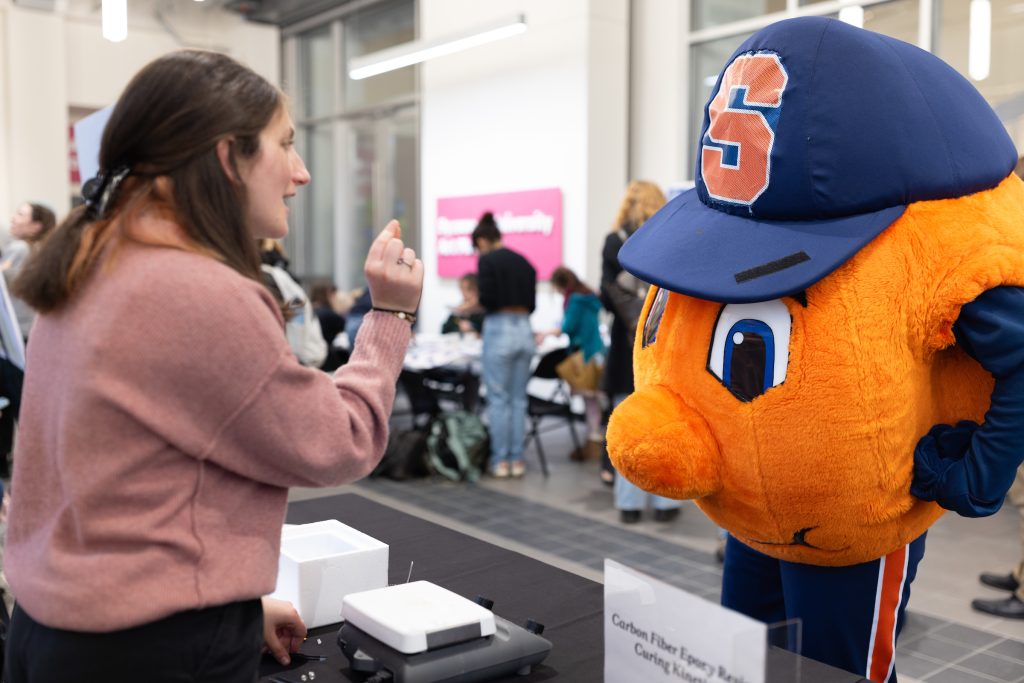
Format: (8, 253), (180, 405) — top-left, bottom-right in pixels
(608, 174), (1024, 566)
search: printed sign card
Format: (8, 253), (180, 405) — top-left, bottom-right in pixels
(605, 559), (767, 683)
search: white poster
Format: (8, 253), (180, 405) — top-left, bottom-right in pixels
(604, 559), (767, 683)
(74, 106), (113, 184)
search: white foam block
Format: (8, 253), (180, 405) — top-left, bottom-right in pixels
(271, 520), (388, 629)
(341, 581), (497, 654)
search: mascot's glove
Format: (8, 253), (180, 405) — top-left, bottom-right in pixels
(909, 420), (1000, 516)
(911, 287), (1024, 517)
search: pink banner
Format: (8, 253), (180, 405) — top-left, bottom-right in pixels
(436, 188), (563, 280)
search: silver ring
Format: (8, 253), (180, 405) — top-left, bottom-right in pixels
(396, 257), (414, 269)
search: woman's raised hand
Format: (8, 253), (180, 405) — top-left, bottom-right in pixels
(364, 220), (423, 313)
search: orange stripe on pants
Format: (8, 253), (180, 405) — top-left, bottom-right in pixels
(869, 545), (908, 682)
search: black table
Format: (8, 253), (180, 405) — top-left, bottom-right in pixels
(259, 493), (864, 682)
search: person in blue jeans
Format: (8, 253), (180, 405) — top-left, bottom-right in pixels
(473, 212), (536, 478)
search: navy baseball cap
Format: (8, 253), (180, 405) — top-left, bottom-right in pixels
(620, 16), (1018, 303)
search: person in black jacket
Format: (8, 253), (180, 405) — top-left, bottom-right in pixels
(473, 212), (536, 478)
(599, 182), (681, 523)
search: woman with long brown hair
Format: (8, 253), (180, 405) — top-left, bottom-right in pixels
(4, 50), (422, 682)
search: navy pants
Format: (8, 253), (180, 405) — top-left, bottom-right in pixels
(722, 533), (926, 682)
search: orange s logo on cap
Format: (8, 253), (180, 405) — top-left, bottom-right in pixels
(702, 53), (788, 205)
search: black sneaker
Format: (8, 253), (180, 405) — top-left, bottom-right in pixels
(620, 510), (641, 524)
(971, 594), (1024, 619)
(653, 508), (680, 523)
(979, 572), (1020, 593)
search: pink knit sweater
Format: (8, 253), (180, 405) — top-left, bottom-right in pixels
(5, 240), (411, 632)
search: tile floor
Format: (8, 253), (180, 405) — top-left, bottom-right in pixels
(290, 400), (1024, 683)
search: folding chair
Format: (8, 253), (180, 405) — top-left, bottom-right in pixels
(523, 346), (583, 477)
(397, 366), (481, 431)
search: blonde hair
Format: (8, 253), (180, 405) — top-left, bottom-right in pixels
(613, 180), (666, 234)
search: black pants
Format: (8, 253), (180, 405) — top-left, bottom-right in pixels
(4, 599), (263, 683)
(0, 356), (23, 478)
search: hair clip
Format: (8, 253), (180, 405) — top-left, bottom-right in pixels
(82, 165), (131, 220)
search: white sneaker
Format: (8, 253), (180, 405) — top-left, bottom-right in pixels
(491, 461), (510, 478)
(510, 461), (526, 478)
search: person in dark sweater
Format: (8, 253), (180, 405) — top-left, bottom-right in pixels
(600, 181), (681, 523)
(473, 212), (536, 478)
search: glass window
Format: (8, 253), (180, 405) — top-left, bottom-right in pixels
(862, 1), (918, 42)
(821, 1), (918, 43)
(934, 0), (1024, 151)
(331, 113), (419, 290)
(388, 114), (420, 262)
(298, 24), (335, 120)
(339, 123), (376, 289)
(283, 0), (418, 285)
(344, 0), (416, 111)
(297, 123), (336, 281)
(692, 0), (786, 31)
(688, 32), (752, 172)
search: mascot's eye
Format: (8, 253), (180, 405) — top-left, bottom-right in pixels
(707, 299), (791, 402)
(641, 288), (669, 348)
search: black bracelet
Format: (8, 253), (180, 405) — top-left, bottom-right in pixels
(372, 307), (417, 325)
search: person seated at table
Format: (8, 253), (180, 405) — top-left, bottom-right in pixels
(442, 273), (485, 336)
(2, 49), (422, 683)
(542, 265), (606, 462)
(311, 281), (352, 371)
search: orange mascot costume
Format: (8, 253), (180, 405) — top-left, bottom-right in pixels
(608, 17), (1024, 682)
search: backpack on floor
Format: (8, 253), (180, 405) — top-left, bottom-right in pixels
(371, 428), (430, 481)
(426, 411), (490, 482)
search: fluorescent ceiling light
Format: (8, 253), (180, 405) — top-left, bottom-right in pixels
(838, 5), (864, 29)
(348, 14), (527, 80)
(102, 0), (127, 42)
(969, 0), (991, 81)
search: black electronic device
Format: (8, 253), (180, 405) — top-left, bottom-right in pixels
(336, 582), (552, 682)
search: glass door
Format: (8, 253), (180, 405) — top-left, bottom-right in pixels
(335, 106), (419, 290)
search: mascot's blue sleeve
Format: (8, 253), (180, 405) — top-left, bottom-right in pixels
(911, 286), (1024, 517)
